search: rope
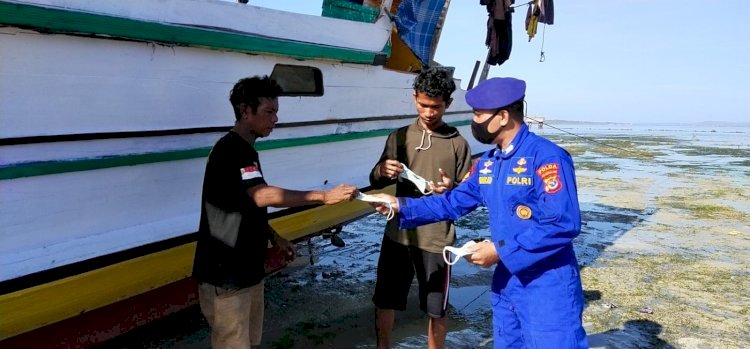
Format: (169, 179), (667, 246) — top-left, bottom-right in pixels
(524, 115), (652, 156)
(510, 1), (533, 9)
(414, 129), (433, 151)
(539, 23), (546, 62)
(460, 286), (491, 312)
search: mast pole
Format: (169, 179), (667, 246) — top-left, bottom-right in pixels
(478, 50), (491, 83)
(427, 0), (452, 66)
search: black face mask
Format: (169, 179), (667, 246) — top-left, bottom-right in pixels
(471, 111), (502, 144)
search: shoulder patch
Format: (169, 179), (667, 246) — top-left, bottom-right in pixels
(536, 162), (562, 194)
(240, 164), (262, 180)
(462, 163), (476, 182)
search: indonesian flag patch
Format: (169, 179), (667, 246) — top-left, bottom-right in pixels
(536, 163), (563, 194)
(240, 165), (262, 180)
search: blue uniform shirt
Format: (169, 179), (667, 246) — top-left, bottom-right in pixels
(399, 124), (581, 292)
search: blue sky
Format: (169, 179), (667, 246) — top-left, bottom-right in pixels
(252, 0), (749, 124)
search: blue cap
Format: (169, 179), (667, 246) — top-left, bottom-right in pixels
(465, 77), (526, 110)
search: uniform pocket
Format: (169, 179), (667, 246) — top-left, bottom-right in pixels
(517, 265), (577, 328)
(491, 291), (502, 307)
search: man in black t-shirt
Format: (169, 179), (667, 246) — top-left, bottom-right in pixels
(192, 76), (357, 349)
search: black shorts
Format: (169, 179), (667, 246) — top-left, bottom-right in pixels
(372, 235), (451, 318)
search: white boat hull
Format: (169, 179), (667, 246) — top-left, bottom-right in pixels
(0, 0), (489, 342)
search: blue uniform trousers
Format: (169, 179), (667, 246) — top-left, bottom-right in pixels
(491, 248), (587, 349)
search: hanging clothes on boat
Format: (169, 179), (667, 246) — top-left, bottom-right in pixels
(525, 0), (553, 41)
(525, 1), (539, 42)
(482, 0), (513, 66)
(538, 0), (554, 24)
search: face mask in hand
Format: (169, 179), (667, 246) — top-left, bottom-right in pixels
(471, 111), (502, 145)
(399, 164), (433, 195)
(443, 239), (491, 265)
(356, 192), (395, 220)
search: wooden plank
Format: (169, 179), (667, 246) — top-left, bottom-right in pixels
(0, 243), (195, 339)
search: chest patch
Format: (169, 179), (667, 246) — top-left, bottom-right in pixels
(479, 159), (494, 175)
(506, 176), (532, 185)
(505, 157), (533, 186)
(516, 205), (532, 219)
(479, 176), (493, 184)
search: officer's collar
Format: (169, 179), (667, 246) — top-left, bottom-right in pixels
(492, 123), (529, 159)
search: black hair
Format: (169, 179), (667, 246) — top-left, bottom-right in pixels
(501, 99), (525, 121)
(412, 67), (456, 102)
(229, 75), (283, 121)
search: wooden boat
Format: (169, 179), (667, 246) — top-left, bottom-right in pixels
(0, 0), (485, 346)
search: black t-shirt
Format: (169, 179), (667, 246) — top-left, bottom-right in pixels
(192, 131), (270, 288)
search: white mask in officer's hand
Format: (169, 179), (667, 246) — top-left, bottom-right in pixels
(399, 164), (433, 195)
(443, 239), (490, 265)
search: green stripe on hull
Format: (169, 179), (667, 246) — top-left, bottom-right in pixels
(0, 2), (386, 64)
(1, 148), (211, 180)
(0, 121), (471, 180)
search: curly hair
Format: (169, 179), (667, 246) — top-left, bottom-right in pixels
(229, 76), (283, 120)
(412, 67), (456, 102)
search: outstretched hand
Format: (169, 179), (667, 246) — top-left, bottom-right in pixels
(323, 184), (358, 205)
(464, 240), (499, 268)
(429, 168), (453, 194)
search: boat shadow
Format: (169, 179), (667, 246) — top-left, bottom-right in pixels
(587, 319), (675, 349)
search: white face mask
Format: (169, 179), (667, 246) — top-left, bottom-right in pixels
(399, 164), (433, 195)
(356, 192), (395, 220)
(443, 239), (490, 265)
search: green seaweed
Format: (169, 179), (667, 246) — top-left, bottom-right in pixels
(575, 160), (620, 172)
(582, 252), (750, 347)
(677, 145), (750, 158)
(664, 200), (746, 219)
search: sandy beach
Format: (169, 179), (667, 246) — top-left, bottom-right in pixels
(99, 122), (750, 349)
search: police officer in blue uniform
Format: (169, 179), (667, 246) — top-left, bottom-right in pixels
(370, 77), (588, 348)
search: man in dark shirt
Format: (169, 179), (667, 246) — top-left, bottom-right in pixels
(192, 76), (357, 348)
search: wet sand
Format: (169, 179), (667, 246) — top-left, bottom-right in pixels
(98, 124), (750, 348)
